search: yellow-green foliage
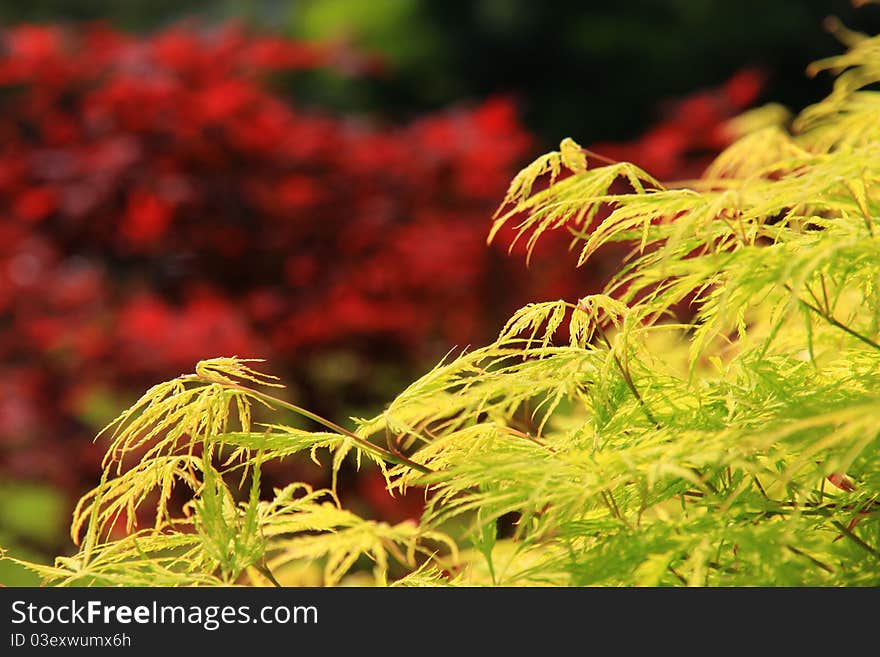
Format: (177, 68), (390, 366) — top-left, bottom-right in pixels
(5, 27), (880, 586)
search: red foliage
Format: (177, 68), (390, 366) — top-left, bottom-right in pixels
(0, 22), (761, 524)
(0, 23), (536, 507)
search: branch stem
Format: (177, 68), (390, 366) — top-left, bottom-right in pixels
(831, 520), (880, 561)
(217, 381), (435, 475)
(255, 560), (282, 587)
(785, 284), (880, 352)
(593, 323), (659, 428)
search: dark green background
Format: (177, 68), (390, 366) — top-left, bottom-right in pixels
(3, 0), (880, 146)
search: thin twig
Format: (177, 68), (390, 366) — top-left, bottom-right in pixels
(506, 427), (557, 452)
(593, 323), (660, 428)
(804, 283), (826, 315)
(819, 273), (831, 315)
(830, 520), (880, 560)
(786, 545), (834, 573)
(601, 489), (633, 530)
(255, 560), (283, 587)
(220, 381), (435, 475)
(752, 475), (769, 500)
(844, 179), (875, 237)
(668, 566), (688, 585)
(784, 284), (880, 352)
(689, 467), (718, 495)
(580, 147), (621, 167)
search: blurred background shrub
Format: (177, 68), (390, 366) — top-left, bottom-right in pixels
(1, 0), (879, 582)
(4, 0), (878, 142)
